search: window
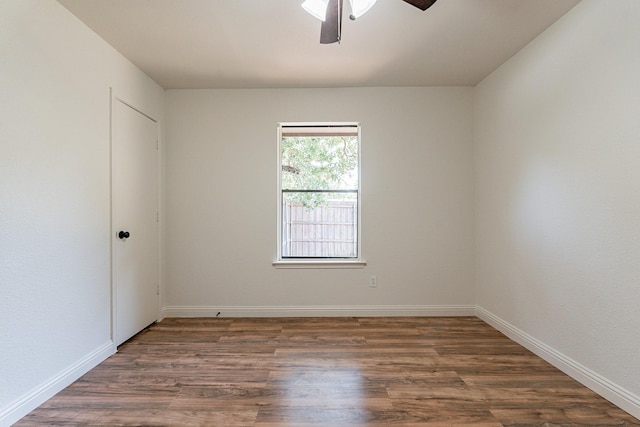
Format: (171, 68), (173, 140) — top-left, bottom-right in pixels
(276, 123), (363, 265)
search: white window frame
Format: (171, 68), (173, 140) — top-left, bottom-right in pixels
(274, 122), (366, 269)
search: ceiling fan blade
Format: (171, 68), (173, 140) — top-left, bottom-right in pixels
(402, 0), (437, 11)
(320, 0), (342, 44)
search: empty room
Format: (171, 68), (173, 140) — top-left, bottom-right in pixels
(1, 0), (639, 425)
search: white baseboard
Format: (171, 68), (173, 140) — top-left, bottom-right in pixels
(475, 306), (640, 420)
(162, 304), (476, 318)
(0, 340), (115, 427)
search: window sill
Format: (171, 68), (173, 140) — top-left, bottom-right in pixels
(273, 259), (367, 269)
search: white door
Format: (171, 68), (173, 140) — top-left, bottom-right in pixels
(112, 98), (159, 346)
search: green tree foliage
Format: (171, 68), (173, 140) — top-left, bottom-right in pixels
(281, 136), (358, 208)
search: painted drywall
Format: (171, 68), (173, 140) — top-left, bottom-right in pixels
(475, 0), (640, 414)
(164, 87), (475, 314)
(0, 0), (164, 423)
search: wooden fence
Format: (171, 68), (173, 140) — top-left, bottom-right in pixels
(282, 199), (357, 257)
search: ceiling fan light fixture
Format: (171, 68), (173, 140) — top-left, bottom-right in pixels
(302, 0), (330, 21)
(349, 0), (377, 19)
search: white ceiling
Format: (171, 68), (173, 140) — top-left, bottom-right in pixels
(57, 0), (580, 89)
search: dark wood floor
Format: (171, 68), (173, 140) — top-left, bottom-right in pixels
(17, 317), (640, 426)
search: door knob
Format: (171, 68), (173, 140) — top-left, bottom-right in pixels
(118, 231), (130, 239)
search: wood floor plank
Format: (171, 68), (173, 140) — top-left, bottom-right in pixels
(492, 407), (640, 426)
(22, 409), (258, 427)
(16, 317), (640, 426)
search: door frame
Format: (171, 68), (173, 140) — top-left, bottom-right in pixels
(110, 88), (162, 347)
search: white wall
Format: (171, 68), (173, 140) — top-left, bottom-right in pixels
(164, 87), (475, 316)
(475, 0), (640, 417)
(0, 1), (164, 424)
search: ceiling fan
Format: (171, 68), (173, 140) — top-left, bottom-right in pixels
(302, 0), (438, 44)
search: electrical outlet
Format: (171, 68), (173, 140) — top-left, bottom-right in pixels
(369, 275), (377, 287)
